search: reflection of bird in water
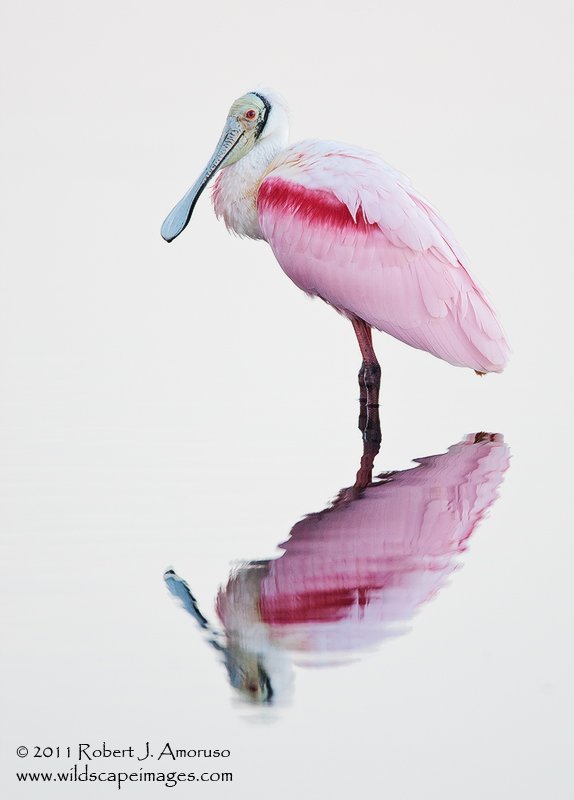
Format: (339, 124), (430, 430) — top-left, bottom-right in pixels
(165, 423), (509, 704)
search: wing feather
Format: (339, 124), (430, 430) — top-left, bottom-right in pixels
(257, 140), (509, 373)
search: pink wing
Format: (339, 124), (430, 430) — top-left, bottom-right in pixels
(258, 140), (509, 373)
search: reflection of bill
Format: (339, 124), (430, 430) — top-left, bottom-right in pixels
(166, 433), (509, 704)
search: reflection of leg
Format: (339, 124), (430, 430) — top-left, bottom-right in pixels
(355, 403), (381, 491)
(351, 317), (381, 406)
(333, 404), (382, 505)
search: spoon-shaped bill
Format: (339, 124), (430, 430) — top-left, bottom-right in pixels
(161, 120), (245, 242)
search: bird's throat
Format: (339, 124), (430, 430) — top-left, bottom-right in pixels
(212, 140), (283, 240)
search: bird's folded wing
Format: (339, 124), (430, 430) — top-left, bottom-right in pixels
(257, 140), (510, 373)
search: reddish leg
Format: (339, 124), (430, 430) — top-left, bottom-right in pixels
(351, 317), (381, 407)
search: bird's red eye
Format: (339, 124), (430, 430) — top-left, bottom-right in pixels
(245, 109), (257, 120)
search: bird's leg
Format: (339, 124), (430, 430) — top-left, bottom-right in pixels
(351, 317), (381, 407)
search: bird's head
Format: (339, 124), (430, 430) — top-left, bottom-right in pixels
(223, 646), (275, 704)
(161, 89), (287, 243)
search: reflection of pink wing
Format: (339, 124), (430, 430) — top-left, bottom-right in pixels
(259, 435), (510, 655)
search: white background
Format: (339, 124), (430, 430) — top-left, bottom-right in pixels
(1, 0), (573, 797)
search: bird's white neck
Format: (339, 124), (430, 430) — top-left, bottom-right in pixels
(211, 136), (286, 240)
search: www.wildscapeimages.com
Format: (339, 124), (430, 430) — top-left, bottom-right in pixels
(15, 766), (233, 789)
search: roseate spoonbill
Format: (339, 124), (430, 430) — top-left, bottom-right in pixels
(161, 90), (510, 404)
(165, 428), (509, 703)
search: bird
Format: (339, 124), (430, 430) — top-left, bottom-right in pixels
(165, 429), (510, 704)
(161, 90), (510, 405)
